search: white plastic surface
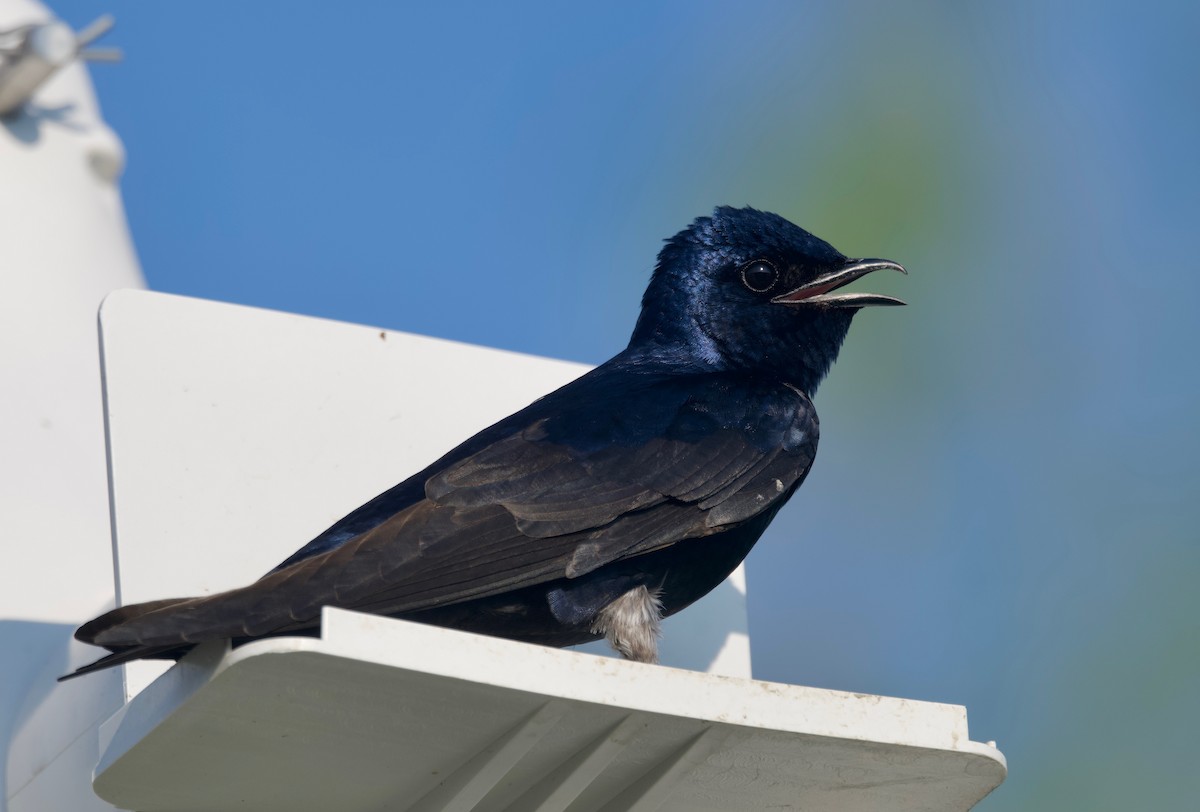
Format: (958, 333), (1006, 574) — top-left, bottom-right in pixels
(93, 607), (1007, 812)
(98, 289), (752, 701)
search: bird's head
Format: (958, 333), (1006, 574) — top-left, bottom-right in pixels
(629, 206), (905, 394)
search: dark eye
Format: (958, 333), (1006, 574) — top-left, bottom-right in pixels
(740, 260), (778, 293)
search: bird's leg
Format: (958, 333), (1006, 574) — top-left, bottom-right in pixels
(591, 585), (663, 664)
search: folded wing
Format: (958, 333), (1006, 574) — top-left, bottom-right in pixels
(80, 371), (818, 655)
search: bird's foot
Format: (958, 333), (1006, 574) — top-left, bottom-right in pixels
(591, 585), (663, 664)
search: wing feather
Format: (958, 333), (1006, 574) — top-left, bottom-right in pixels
(87, 370), (818, 649)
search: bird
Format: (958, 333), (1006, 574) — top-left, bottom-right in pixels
(64, 206), (904, 680)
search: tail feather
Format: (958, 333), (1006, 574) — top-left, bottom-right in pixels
(65, 586), (320, 680)
(75, 597), (194, 646)
(58, 643), (184, 682)
(62, 597), (199, 681)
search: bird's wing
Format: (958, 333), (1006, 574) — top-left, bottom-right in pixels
(257, 373), (817, 617)
(86, 372), (817, 648)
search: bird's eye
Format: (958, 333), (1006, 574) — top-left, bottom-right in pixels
(740, 260), (778, 293)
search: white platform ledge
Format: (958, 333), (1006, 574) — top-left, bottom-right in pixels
(93, 607), (1005, 812)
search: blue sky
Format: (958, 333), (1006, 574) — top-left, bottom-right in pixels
(52, 2), (1200, 808)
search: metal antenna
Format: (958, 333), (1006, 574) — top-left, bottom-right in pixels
(76, 14), (122, 62)
(0, 14), (122, 116)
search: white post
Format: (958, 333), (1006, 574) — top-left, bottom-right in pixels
(0, 1), (142, 809)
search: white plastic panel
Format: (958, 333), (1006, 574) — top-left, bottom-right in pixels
(92, 607), (1006, 812)
(98, 290), (751, 699)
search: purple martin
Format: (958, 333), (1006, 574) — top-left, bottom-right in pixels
(64, 206), (903, 679)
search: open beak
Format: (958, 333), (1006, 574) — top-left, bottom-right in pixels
(772, 258), (907, 308)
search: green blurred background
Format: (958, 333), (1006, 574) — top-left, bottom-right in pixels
(53, 1), (1200, 807)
